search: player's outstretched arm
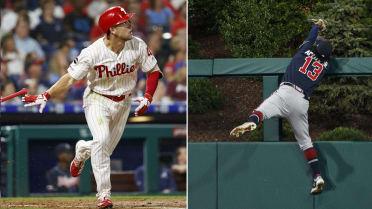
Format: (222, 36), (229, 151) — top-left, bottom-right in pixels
(304, 24), (319, 45)
(47, 73), (77, 97)
(299, 19), (326, 53)
(132, 64), (161, 116)
(22, 73), (77, 113)
(306, 19), (326, 43)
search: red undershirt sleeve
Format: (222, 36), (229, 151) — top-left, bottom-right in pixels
(144, 71), (160, 100)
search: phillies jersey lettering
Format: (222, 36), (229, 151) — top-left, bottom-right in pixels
(283, 24), (329, 97)
(94, 63), (136, 78)
(67, 36), (157, 96)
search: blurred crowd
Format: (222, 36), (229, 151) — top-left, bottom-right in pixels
(0, 0), (187, 105)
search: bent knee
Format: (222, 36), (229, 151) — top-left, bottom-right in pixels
(299, 141), (313, 151)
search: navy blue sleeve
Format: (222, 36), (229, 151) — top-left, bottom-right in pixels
(298, 24), (319, 53)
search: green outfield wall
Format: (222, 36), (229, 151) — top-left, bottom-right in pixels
(189, 58), (372, 76)
(188, 142), (372, 209)
(1, 124), (185, 197)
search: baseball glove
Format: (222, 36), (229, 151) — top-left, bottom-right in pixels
(311, 18), (326, 31)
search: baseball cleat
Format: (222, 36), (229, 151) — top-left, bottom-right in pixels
(97, 197), (113, 208)
(70, 140), (86, 177)
(311, 175), (324, 194)
(230, 122), (257, 137)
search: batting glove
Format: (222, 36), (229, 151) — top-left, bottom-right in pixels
(132, 93), (152, 116)
(22, 92), (51, 113)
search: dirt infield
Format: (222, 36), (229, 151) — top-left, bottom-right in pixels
(0, 196), (186, 209)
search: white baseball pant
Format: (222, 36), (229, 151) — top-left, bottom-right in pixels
(75, 89), (131, 200)
(256, 85), (313, 151)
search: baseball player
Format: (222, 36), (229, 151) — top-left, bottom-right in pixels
(230, 20), (332, 195)
(23, 6), (162, 208)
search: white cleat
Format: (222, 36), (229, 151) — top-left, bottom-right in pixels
(311, 175), (325, 194)
(230, 122), (257, 137)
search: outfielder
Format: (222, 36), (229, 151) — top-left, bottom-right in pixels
(23, 6), (162, 208)
(230, 20), (332, 194)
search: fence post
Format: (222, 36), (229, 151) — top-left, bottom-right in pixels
(15, 129), (29, 196)
(263, 76), (281, 142)
(144, 137), (159, 193)
(4, 127), (15, 197)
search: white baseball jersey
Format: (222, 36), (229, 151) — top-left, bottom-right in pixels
(68, 36), (157, 201)
(67, 36), (157, 96)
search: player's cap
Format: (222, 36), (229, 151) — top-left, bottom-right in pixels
(55, 143), (73, 155)
(98, 6), (134, 33)
(316, 39), (333, 59)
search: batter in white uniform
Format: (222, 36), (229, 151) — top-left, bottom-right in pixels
(23, 6), (162, 208)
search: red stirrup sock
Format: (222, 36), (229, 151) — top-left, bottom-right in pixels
(304, 147), (321, 177)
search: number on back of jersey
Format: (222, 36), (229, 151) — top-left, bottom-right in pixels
(298, 56), (324, 81)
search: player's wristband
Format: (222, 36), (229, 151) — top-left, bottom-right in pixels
(42, 92), (51, 100)
(144, 93), (153, 103)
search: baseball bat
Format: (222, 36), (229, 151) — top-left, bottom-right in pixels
(0, 88), (27, 103)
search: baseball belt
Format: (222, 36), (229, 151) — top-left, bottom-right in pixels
(280, 82), (310, 101)
(93, 91), (131, 102)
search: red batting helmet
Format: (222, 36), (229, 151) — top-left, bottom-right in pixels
(98, 6), (134, 33)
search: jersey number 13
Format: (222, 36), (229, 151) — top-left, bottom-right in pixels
(299, 57), (323, 81)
